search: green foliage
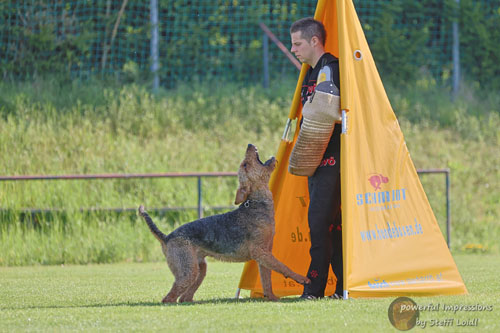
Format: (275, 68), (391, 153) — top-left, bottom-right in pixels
(2, 0), (499, 89)
(155, 0), (309, 84)
(459, 0), (500, 91)
(0, 2), (95, 79)
(0, 211), (171, 266)
(367, 0), (433, 86)
(387, 73), (500, 126)
(0, 78), (498, 265)
(357, 0), (500, 90)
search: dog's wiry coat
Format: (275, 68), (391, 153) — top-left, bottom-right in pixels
(139, 144), (310, 303)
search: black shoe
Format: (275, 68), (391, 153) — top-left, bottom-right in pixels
(300, 293), (319, 300)
(328, 293), (344, 300)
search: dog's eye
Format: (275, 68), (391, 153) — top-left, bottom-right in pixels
(243, 163), (248, 168)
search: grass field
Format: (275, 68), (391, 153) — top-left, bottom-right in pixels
(0, 254), (499, 332)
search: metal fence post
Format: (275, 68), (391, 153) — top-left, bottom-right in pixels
(197, 176), (203, 219)
(452, 0), (460, 99)
(150, 0), (160, 92)
(446, 170), (451, 248)
(416, 169), (452, 248)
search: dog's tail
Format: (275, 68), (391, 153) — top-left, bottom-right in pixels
(138, 205), (169, 245)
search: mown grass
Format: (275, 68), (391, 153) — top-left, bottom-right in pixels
(0, 254), (499, 332)
(0, 76), (499, 265)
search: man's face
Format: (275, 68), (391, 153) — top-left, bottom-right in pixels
(290, 31), (314, 66)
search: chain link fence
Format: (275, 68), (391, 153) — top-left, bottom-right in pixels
(0, 0), (498, 88)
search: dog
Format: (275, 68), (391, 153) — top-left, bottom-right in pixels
(138, 144), (310, 303)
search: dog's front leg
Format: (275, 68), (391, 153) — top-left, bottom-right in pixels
(258, 264), (279, 301)
(252, 248), (311, 286)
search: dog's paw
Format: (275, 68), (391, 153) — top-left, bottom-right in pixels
(178, 295), (194, 303)
(138, 205), (146, 216)
(161, 296), (177, 303)
(296, 275), (311, 285)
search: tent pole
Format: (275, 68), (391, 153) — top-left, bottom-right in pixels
(341, 109), (348, 300)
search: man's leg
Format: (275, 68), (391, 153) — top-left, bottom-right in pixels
(331, 212), (343, 296)
(303, 145), (341, 297)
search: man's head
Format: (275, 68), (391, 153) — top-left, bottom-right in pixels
(290, 18), (326, 67)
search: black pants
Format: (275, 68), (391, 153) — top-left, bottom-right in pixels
(303, 124), (343, 297)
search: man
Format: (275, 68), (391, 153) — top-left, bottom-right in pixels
(290, 17), (343, 300)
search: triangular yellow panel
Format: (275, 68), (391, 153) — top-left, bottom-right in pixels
(238, 0), (467, 298)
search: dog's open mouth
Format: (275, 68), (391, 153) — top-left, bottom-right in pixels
(255, 148), (275, 166)
(258, 152), (276, 167)
(263, 156), (276, 166)
(248, 144), (275, 167)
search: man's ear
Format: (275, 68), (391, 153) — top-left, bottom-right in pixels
(234, 186), (249, 205)
(310, 35), (319, 47)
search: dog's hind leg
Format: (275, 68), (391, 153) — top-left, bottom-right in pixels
(179, 257), (207, 303)
(162, 240), (199, 303)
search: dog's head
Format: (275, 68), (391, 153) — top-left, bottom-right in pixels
(235, 144), (276, 205)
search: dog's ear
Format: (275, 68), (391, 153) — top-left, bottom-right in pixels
(234, 186), (249, 205)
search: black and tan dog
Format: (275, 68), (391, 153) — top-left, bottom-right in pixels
(138, 144), (310, 303)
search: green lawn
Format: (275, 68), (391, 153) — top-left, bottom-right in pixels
(0, 254), (499, 332)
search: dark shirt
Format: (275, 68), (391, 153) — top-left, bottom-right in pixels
(300, 53), (340, 106)
(300, 52), (341, 146)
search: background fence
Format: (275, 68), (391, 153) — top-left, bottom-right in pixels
(0, 169), (452, 247)
(1, 0), (499, 89)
